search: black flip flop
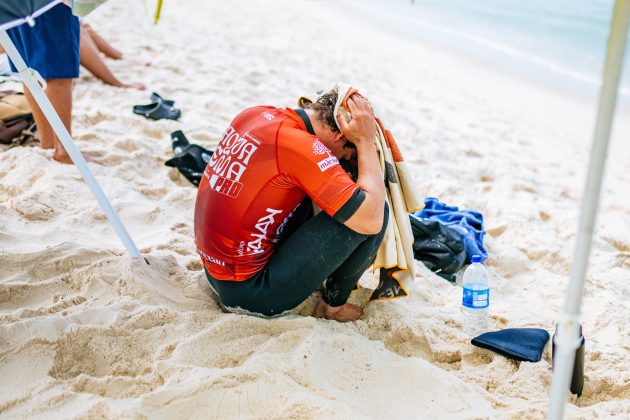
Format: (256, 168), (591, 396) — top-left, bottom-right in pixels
(133, 101), (181, 121)
(150, 92), (175, 106)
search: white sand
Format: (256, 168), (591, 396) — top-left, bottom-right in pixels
(1, 0), (629, 418)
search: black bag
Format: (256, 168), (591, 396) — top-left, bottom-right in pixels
(409, 215), (467, 282)
(164, 130), (214, 186)
(0, 91), (36, 146)
(0, 113), (36, 145)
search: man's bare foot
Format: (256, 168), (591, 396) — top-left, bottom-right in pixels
(53, 152), (73, 164)
(314, 299), (363, 322)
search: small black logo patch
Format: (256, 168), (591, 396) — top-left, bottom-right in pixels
(370, 268), (408, 300)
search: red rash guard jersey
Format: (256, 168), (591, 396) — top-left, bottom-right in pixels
(194, 106), (365, 281)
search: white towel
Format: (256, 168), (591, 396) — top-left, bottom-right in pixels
(300, 83), (422, 300)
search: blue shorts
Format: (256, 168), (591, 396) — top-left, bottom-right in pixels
(7, 3), (80, 79)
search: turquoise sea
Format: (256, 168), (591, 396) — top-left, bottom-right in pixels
(360, 0), (630, 99)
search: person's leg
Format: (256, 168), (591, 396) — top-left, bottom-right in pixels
(206, 203), (388, 320)
(80, 27), (121, 86)
(22, 83), (53, 149)
(23, 79), (72, 159)
(24, 79), (73, 163)
(5, 4), (80, 162)
(315, 204), (389, 319)
(44, 79), (73, 163)
(81, 23), (123, 60)
(80, 28), (145, 90)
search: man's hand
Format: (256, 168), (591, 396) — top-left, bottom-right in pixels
(335, 93), (385, 235)
(336, 94), (376, 146)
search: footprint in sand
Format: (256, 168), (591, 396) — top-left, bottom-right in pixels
(172, 317), (294, 369)
(170, 222), (191, 235)
(142, 126), (166, 139)
(48, 316), (182, 399)
(49, 327), (155, 380)
(186, 260), (203, 271)
(16, 295), (88, 320)
(11, 197), (56, 221)
(82, 110), (116, 126)
(139, 186), (169, 200)
(575, 376), (630, 407)
(490, 314), (509, 328)
(432, 347), (463, 364)
(606, 238), (630, 252)
(463, 348), (494, 366)
(381, 325), (434, 361)
(170, 247), (190, 256)
(487, 224), (508, 238)
(518, 247), (570, 275)
(68, 373), (164, 399)
(0, 286), (10, 303)
(114, 139), (140, 152)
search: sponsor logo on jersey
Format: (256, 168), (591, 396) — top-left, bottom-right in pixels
(261, 111), (274, 120)
(317, 156), (339, 172)
(198, 249), (226, 267)
(311, 139), (339, 172)
(205, 170), (243, 198)
(244, 133), (262, 144)
(207, 126), (260, 198)
(312, 139), (329, 155)
(247, 208), (283, 255)
(237, 241), (246, 257)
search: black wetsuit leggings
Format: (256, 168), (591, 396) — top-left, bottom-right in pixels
(205, 200), (389, 316)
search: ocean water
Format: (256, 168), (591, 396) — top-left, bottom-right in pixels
(360, 0), (630, 99)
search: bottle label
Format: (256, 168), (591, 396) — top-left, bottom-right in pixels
(463, 288), (489, 308)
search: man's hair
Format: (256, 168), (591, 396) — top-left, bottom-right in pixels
(304, 89), (339, 132)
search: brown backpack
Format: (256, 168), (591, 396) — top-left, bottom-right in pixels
(0, 90), (36, 146)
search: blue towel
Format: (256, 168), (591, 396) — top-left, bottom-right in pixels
(413, 197), (488, 263)
(471, 328), (550, 362)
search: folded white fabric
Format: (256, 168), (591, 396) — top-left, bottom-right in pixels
(300, 82), (422, 300)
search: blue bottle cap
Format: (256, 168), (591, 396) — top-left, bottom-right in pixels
(471, 255), (482, 263)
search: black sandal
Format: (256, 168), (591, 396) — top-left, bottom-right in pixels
(132, 101), (181, 121)
(150, 92), (175, 106)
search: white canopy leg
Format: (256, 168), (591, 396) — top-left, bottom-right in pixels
(548, 1), (630, 419)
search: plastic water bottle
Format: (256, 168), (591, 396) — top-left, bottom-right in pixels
(462, 255), (490, 336)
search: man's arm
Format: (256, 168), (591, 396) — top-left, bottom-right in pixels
(337, 95), (385, 235)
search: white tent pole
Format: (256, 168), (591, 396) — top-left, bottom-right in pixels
(0, 29), (144, 261)
(548, 1), (630, 419)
